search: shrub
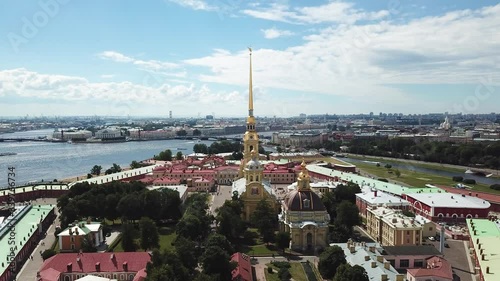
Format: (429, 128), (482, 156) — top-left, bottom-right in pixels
(376, 163), (381, 167)
(41, 249), (56, 260)
(384, 164), (392, 169)
(278, 267), (291, 281)
(272, 261), (291, 269)
(452, 176), (463, 182)
(463, 179), (476, 184)
(378, 178), (389, 183)
(490, 184), (500, 191)
(267, 267), (273, 273)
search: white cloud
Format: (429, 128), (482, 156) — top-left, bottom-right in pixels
(242, 2), (389, 24)
(186, 4), (500, 98)
(98, 51), (183, 76)
(100, 74), (115, 79)
(166, 0), (216, 11)
(261, 28), (294, 39)
(0, 68), (246, 116)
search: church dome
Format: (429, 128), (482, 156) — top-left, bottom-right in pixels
(246, 158), (261, 170)
(284, 189), (325, 212)
(245, 149), (261, 170)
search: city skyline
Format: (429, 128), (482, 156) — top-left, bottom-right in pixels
(1, 0), (499, 117)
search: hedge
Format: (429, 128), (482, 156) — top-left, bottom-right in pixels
(491, 184), (500, 191)
(463, 179), (476, 184)
(452, 176), (463, 182)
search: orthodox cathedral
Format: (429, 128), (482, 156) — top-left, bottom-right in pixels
(232, 50), (329, 253)
(232, 49), (277, 222)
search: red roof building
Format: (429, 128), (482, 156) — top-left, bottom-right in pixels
(406, 256), (453, 281)
(230, 252), (253, 281)
(38, 252), (150, 281)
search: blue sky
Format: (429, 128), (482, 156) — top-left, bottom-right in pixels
(0, 0), (499, 117)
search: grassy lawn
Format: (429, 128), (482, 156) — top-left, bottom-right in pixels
(265, 263), (308, 281)
(110, 226), (176, 252)
(354, 161), (499, 194)
(348, 154), (468, 174)
(238, 228), (279, 256)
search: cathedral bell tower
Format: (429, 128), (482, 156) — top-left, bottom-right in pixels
(239, 48), (260, 177)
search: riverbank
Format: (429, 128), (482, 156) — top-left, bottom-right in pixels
(352, 160), (500, 194)
(346, 153), (499, 178)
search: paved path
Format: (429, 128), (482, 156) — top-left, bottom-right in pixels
(209, 184), (233, 215)
(17, 198), (59, 281)
(252, 256), (320, 281)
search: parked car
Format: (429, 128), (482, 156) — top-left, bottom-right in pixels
(428, 236), (435, 241)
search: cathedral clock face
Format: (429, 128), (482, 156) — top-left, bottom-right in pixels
(250, 135), (253, 139)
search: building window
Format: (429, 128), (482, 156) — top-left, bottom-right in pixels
(71, 237), (75, 242)
(400, 259), (410, 268)
(414, 259), (424, 267)
(303, 199), (310, 208)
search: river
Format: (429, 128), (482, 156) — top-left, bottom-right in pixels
(341, 157), (500, 186)
(0, 129), (217, 185)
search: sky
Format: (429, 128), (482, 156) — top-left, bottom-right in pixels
(0, 0), (499, 118)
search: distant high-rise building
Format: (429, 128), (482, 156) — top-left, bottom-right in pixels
(206, 115), (214, 120)
(299, 113), (307, 118)
(169, 111), (172, 119)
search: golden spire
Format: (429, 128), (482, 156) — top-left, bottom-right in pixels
(298, 159), (310, 190)
(248, 47), (253, 117)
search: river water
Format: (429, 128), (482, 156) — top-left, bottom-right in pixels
(341, 157), (500, 186)
(0, 129), (216, 185)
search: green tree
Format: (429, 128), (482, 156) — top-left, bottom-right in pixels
(176, 129), (187, 136)
(130, 160), (142, 169)
(91, 165), (102, 175)
(333, 264), (369, 281)
(193, 143), (209, 154)
(139, 217), (160, 250)
(154, 149), (173, 161)
(318, 245), (346, 279)
(215, 200), (246, 241)
(176, 151), (183, 160)
(335, 201), (361, 229)
(200, 245), (236, 281)
(117, 193), (143, 221)
(174, 236), (198, 269)
(121, 223), (137, 252)
(275, 232), (291, 254)
(193, 129), (201, 136)
(250, 199), (277, 244)
(394, 169), (401, 178)
(176, 214), (208, 241)
(81, 236), (97, 252)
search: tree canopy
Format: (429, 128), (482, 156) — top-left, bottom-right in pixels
(333, 264), (369, 281)
(318, 245), (347, 279)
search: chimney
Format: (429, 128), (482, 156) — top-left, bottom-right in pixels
(95, 262), (100, 272)
(374, 190), (378, 197)
(377, 256), (384, 263)
(384, 262), (390, 269)
(123, 261), (128, 271)
(75, 228), (79, 235)
(69, 228), (73, 235)
(369, 246), (375, 253)
(371, 261), (377, 268)
(365, 256), (370, 261)
(486, 266), (490, 274)
(396, 275), (405, 281)
(482, 254), (486, 261)
(381, 274), (388, 281)
(349, 246), (356, 254)
(66, 263), (72, 272)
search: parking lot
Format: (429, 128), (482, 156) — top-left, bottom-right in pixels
(426, 238), (474, 281)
